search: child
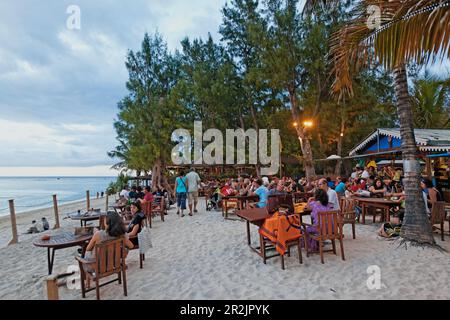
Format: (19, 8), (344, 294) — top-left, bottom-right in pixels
(41, 217), (50, 231)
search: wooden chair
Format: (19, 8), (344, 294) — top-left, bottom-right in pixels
(303, 210), (345, 264)
(430, 201), (446, 241)
(142, 201), (153, 228)
(129, 235), (145, 269)
(75, 238), (127, 300)
(339, 198), (357, 239)
(293, 192), (312, 204)
(222, 196), (239, 219)
(259, 213), (306, 270)
(123, 217), (146, 268)
(99, 215), (106, 230)
(151, 197), (166, 222)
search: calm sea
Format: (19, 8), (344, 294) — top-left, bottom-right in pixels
(0, 177), (115, 216)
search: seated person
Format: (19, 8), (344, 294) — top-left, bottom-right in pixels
(136, 186), (145, 200)
(304, 189), (332, 251)
(139, 186), (154, 204)
(117, 196), (128, 206)
(128, 186), (139, 201)
(249, 179), (268, 208)
(82, 212), (134, 276)
(269, 182), (287, 195)
(26, 220), (42, 234)
(41, 217), (50, 231)
(334, 177), (347, 196)
(127, 201), (146, 247)
(220, 183), (235, 197)
(369, 179), (387, 197)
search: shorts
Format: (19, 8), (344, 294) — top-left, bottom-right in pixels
(187, 191), (199, 204)
(176, 192), (187, 210)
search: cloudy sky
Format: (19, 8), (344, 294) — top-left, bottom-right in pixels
(0, 0), (227, 176)
(0, 1), (448, 176)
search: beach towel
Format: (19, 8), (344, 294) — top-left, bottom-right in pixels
(138, 227), (153, 254)
(377, 223), (402, 238)
(259, 212), (301, 255)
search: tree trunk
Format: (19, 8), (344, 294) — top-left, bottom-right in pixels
(393, 64), (435, 245)
(334, 115), (345, 176)
(288, 86), (316, 180)
(249, 102), (261, 178)
(152, 157), (174, 196)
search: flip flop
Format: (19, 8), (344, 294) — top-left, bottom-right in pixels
(189, 213), (193, 216)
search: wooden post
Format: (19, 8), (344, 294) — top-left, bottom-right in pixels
(105, 193), (109, 212)
(52, 195), (60, 229)
(86, 190), (90, 211)
(425, 157), (432, 180)
(46, 275), (59, 300)
(8, 200), (18, 245)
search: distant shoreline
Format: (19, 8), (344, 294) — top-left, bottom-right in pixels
(0, 196), (100, 218)
(0, 195), (111, 222)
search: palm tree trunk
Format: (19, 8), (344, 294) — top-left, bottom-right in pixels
(393, 64), (435, 245)
(334, 115), (345, 176)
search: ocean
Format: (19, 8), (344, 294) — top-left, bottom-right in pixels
(0, 177), (115, 216)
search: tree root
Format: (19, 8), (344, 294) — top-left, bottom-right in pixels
(394, 237), (447, 253)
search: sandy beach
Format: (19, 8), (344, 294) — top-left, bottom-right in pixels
(0, 198), (449, 300)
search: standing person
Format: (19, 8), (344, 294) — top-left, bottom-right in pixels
(185, 167), (201, 216)
(318, 178), (340, 211)
(174, 170), (188, 217)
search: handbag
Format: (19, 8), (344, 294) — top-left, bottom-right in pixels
(137, 226), (153, 254)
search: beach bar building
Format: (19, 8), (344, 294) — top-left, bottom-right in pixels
(348, 128), (450, 197)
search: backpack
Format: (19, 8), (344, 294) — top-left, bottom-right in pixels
(378, 223), (402, 238)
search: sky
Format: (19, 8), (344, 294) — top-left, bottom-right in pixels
(0, 0), (227, 176)
(0, 1), (448, 177)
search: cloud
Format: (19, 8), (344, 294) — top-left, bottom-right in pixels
(0, 118), (116, 167)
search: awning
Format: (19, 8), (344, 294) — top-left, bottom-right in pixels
(427, 153), (450, 158)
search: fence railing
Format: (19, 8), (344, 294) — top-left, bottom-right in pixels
(5, 191), (110, 245)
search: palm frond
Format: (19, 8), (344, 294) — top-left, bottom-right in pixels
(329, 0), (450, 98)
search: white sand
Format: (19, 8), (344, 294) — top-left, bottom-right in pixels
(0, 198), (449, 300)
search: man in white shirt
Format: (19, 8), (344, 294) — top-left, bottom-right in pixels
(319, 178), (340, 211)
(119, 185), (130, 199)
(361, 167), (370, 179)
(185, 167), (201, 215)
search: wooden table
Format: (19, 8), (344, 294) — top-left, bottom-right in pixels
(70, 212), (106, 227)
(222, 195), (259, 220)
(111, 204), (127, 214)
(351, 197), (401, 224)
(33, 232), (93, 275)
(235, 209), (271, 256)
